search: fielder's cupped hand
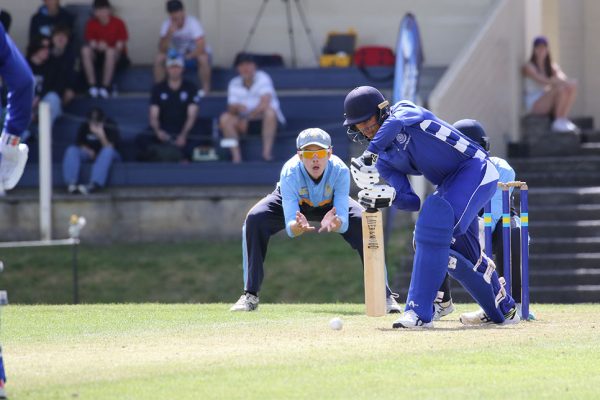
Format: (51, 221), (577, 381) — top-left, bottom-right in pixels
(295, 211), (316, 234)
(350, 151), (379, 189)
(319, 207), (341, 233)
(358, 184), (396, 209)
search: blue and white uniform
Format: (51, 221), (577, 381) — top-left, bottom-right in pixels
(241, 154), (394, 296)
(1, 24), (34, 138)
(367, 101), (515, 322)
(0, 23), (34, 394)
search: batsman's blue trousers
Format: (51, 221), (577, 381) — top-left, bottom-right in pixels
(241, 189), (394, 296)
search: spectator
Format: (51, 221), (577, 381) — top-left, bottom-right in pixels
(154, 0), (211, 94)
(48, 24), (76, 107)
(29, 0), (74, 46)
(219, 54), (285, 163)
(0, 9), (12, 32)
(81, 0), (129, 99)
(24, 37), (62, 143)
(522, 35), (578, 133)
(136, 53), (202, 162)
(62, 107), (120, 194)
(23, 34), (74, 143)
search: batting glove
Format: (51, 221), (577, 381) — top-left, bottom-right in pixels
(0, 133), (29, 191)
(350, 151), (379, 189)
(358, 184), (396, 209)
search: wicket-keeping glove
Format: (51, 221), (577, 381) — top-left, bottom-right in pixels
(358, 184), (396, 209)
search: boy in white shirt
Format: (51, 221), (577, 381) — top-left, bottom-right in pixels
(153, 0), (211, 94)
(219, 54), (285, 163)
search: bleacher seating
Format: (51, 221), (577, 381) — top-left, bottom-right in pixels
(20, 65), (445, 188)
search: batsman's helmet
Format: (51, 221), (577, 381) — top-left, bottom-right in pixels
(453, 119), (490, 151)
(343, 86), (390, 144)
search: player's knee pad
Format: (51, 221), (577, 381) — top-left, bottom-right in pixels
(407, 196), (454, 320)
(447, 250), (514, 323)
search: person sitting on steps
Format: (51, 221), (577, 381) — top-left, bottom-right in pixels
(522, 35), (579, 133)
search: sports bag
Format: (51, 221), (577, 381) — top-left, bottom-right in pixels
(354, 46), (395, 67)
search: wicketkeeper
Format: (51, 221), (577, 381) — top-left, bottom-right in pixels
(230, 128), (401, 312)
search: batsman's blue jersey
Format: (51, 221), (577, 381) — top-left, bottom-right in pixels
(366, 100), (491, 212)
(278, 154), (350, 237)
(0, 24), (35, 137)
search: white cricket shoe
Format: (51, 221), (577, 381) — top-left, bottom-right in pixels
(460, 306), (520, 326)
(229, 293), (259, 311)
(386, 294), (402, 314)
(433, 299), (455, 321)
(392, 309), (433, 329)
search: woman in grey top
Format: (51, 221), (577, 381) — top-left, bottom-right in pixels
(522, 36), (578, 133)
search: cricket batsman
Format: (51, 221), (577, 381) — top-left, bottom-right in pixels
(343, 86), (520, 328)
(0, 22), (35, 397)
(230, 128), (401, 313)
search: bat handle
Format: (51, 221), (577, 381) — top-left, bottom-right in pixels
(365, 207), (379, 213)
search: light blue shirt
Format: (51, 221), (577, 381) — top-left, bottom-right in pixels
(489, 156), (516, 230)
(278, 154), (350, 237)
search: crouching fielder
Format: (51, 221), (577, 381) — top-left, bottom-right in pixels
(343, 86), (519, 328)
(230, 128), (401, 313)
(0, 23), (34, 195)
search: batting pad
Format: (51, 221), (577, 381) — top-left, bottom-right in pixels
(447, 250), (515, 323)
(406, 195), (454, 322)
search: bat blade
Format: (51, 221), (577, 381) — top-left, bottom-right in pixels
(362, 208), (387, 317)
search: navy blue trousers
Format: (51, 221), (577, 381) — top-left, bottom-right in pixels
(241, 189), (393, 297)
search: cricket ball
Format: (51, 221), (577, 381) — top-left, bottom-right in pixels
(329, 317), (343, 331)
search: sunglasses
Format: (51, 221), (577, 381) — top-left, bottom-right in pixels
(300, 148), (329, 159)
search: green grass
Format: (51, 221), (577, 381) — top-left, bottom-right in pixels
(3, 303), (600, 399)
(0, 229), (413, 304)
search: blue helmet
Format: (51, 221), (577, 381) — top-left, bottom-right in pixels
(453, 119), (490, 151)
(343, 86), (388, 126)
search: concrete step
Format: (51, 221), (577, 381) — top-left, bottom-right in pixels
(516, 171), (600, 187)
(528, 267), (600, 286)
(530, 252), (600, 268)
(530, 204), (600, 221)
(580, 143), (600, 156)
(510, 155), (600, 172)
(532, 237), (600, 253)
(526, 187), (600, 205)
(529, 221), (600, 238)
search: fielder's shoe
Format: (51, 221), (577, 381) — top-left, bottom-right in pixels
(433, 299), (455, 321)
(229, 293), (259, 311)
(392, 309), (433, 329)
(386, 294), (402, 314)
(459, 306), (520, 326)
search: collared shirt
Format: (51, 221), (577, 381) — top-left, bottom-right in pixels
(150, 79), (201, 134)
(278, 154), (350, 237)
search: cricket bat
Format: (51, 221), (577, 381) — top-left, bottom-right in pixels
(362, 208), (387, 317)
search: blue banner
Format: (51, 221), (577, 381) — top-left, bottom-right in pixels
(393, 13), (424, 104)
